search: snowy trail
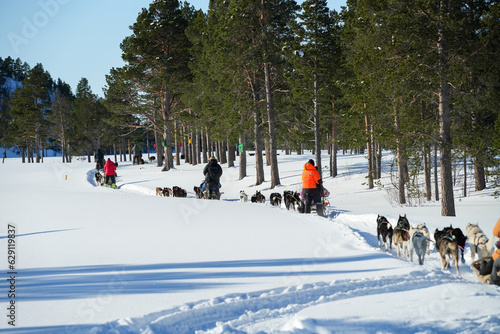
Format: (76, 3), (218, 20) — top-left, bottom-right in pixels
(86, 177), (488, 333)
(92, 270), (461, 334)
(2, 155), (499, 333)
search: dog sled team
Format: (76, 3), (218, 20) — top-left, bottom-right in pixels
(239, 159), (330, 217)
(94, 148), (118, 189)
(377, 214), (500, 284)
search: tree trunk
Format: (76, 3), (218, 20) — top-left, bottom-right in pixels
(394, 113), (406, 204)
(175, 123), (180, 166)
(161, 91), (173, 171)
(377, 142), (382, 179)
(227, 139), (235, 168)
(201, 128), (207, 164)
(463, 154), (467, 197)
(365, 113), (374, 189)
(474, 158), (486, 191)
(253, 86), (265, 186)
(423, 145), (432, 201)
(206, 130), (212, 158)
(154, 120), (163, 167)
(434, 145), (439, 201)
(438, 6), (456, 216)
(313, 74), (322, 178)
(239, 135), (247, 180)
(330, 117), (337, 177)
(264, 62), (280, 188)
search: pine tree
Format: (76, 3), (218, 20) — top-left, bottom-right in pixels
(73, 78), (109, 157)
(117, 0), (193, 171)
(49, 79), (74, 162)
(287, 0), (342, 176)
(8, 63), (52, 163)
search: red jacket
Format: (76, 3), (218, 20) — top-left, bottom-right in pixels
(302, 162), (321, 189)
(493, 218), (500, 261)
(104, 160), (117, 176)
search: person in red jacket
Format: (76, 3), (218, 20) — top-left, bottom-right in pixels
(302, 159), (325, 216)
(490, 218), (500, 285)
(103, 158), (117, 188)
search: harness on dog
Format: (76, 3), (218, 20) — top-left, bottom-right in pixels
(470, 233), (486, 253)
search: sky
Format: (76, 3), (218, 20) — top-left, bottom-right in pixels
(0, 0), (346, 98)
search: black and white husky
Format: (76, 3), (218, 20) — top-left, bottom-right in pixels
(376, 215), (393, 251)
(240, 190), (248, 202)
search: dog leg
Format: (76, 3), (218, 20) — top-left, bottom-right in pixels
(453, 251), (460, 276)
(439, 253), (448, 270)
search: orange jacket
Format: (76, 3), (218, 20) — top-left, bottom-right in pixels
(493, 218), (500, 261)
(302, 162), (321, 189)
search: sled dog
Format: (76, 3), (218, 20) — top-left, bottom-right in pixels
(434, 228), (460, 276)
(376, 215), (393, 251)
(409, 224), (428, 265)
(393, 215), (410, 259)
(466, 223), (494, 262)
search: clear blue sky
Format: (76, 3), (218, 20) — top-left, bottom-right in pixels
(0, 0), (345, 98)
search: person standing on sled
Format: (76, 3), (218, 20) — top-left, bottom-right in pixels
(95, 148), (104, 171)
(490, 218), (500, 285)
(302, 159), (325, 217)
(104, 158), (117, 188)
(203, 156), (223, 199)
(132, 144), (141, 165)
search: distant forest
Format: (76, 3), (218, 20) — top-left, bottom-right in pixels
(1, 0), (499, 216)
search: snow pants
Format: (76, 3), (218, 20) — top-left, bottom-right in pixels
(105, 175), (116, 186)
(303, 188), (324, 216)
(490, 257), (500, 285)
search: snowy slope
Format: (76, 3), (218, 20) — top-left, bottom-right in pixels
(0, 151), (499, 333)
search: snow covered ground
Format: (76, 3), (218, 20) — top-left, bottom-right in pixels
(0, 150), (499, 333)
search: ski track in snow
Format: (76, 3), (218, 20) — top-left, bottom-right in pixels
(93, 271), (461, 334)
(86, 173), (493, 334)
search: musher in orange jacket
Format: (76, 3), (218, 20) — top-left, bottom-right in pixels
(302, 159), (325, 217)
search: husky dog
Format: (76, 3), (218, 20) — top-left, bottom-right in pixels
(409, 224), (429, 265)
(376, 215), (393, 251)
(240, 190), (248, 202)
(434, 228), (460, 276)
(172, 186), (187, 197)
(95, 172), (104, 186)
(270, 193), (282, 207)
(194, 186), (204, 199)
(393, 215), (411, 259)
(156, 187), (163, 196)
(163, 187), (172, 197)
(443, 225), (467, 263)
(283, 191), (301, 211)
(251, 191), (265, 203)
(466, 223), (495, 262)
(149, 156), (156, 163)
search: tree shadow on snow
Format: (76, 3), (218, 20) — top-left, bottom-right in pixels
(0, 254), (391, 302)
